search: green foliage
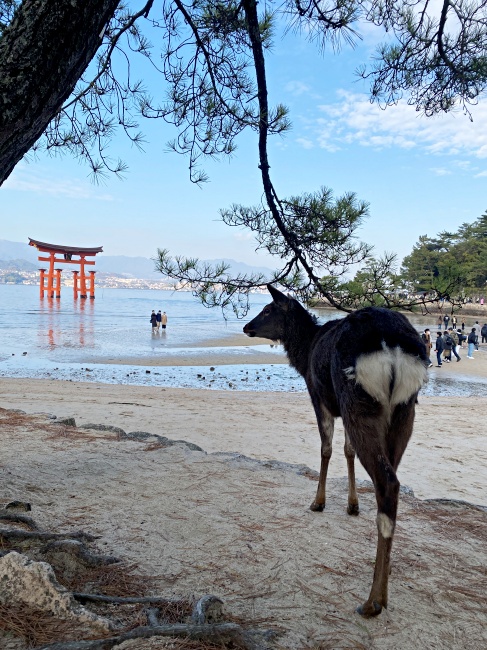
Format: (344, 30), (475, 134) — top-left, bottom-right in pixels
(221, 186), (371, 280)
(401, 212), (487, 299)
(154, 248), (267, 318)
(157, 186), (375, 314)
(153, 2), (379, 315)
(322, 253), (419, 310)
(30, 0), (292, 184)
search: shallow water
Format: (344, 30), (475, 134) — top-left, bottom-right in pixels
(0, 284), (485, 397)
(0, 284), (268, 361)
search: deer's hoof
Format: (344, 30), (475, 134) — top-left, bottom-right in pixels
(356, 600), (382, 617)
(310, 501), (325, 512)
(347, 503), (359, 516)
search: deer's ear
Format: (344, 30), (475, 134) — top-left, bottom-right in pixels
(267, 284), (289, 310)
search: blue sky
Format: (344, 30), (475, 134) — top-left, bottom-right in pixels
(1, 11), (486, 273)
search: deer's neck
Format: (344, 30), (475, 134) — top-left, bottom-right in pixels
(282, 315), (320, 377)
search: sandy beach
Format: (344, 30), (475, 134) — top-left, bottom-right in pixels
(0, 343), (486, 648)
(1, 375), (486, 505)
(1, 333), (486, 504)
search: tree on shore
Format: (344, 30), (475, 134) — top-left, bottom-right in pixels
(2, 1), (487, 313)
(400, 212), (487, 300)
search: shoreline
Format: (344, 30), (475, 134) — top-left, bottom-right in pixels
(86, 335), (286, 367)
(312, 300), (487, 318)
(1, 337), (486, 394)
(80, 341), (487, 379)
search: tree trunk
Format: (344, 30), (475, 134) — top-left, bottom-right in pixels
(0, 0), (120, 185)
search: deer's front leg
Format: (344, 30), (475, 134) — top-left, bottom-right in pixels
(310, 404), (334, 512)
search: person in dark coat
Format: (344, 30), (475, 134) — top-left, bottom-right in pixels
(467, 328), (478, 359)
(156, 310), (162, 330)
(443, 330), (453, 363)
(481, 323), (487, 343)
(434, 331), (444, 367)
(150, 310), (158, 333)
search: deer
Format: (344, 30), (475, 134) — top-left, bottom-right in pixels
(243, 284), (428, 617)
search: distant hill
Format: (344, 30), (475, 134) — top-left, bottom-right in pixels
(0, 240), (38, 263)
(0, 258), (38, 271)
(0, 240), (274, 280)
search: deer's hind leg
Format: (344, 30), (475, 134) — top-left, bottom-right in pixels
(346, 399), (416, 616)
(387, 397), (417, 472)
(356, 452), (399, 617)
(344, 428), (359, 515)
(309, 400), (334, 512)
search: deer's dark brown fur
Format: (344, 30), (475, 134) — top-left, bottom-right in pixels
(243, 284), (428, 616)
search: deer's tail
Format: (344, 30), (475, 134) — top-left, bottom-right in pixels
(345, 343), (428, 408)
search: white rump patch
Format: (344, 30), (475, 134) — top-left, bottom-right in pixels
(352, 344), (427, 407)
(377, 513), (395, 539)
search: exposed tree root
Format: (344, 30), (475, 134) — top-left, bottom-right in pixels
(0, 512), (40, 529)
(143, 606), (161, 627)
(0, 512), (276, 649)
(34, 622), (246, 649)
(0, 528), (97, 543)
(73, 593), (191, 606)
(4, 501), (32, 512)
(43, 539), (119, 567)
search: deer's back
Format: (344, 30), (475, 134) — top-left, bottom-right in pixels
(308, 307), (428, 415)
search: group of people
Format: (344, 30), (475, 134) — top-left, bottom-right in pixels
(150, 309), (167, 333)
(436, 314), (464, 331)
(422, 319), (484, 367)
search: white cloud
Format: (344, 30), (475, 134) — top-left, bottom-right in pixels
(455, 160), (473, 170)
(430, 167), (453, 176)
(474, 170), (487, 177)
(285, 80), (311, 96)
(315, 91), (487, 159)
(295, 137), (314, 150)
(274, 140), (288, 150)
(3, 166), (115, 201)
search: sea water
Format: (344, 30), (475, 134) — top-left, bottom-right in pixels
(0, 284), (484, 396)
(0, 284), (268, 359)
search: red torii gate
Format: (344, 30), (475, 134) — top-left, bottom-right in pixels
(28, 238), (103, 299)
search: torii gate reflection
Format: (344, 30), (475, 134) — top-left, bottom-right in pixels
(39, 295), (95, 350)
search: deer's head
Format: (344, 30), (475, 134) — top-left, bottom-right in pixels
(243, 284), (291, 341)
